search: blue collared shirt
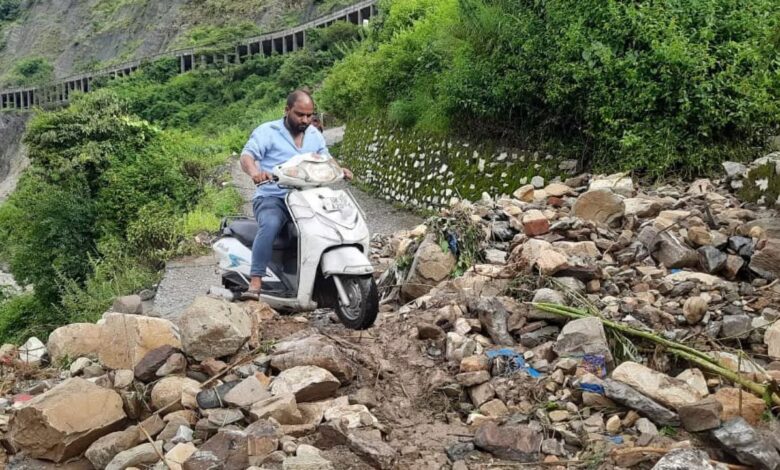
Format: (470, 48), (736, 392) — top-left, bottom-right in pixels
(241, 118), (330, 199)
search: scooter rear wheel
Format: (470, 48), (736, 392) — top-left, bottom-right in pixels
(334, 275), (379, 330)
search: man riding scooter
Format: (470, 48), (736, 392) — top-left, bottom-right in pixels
(238, 89), (353, 301)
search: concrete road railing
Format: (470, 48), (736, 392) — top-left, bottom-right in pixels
(0, 0), (377, 111)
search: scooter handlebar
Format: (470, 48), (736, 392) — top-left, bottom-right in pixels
(255, 175), (279, 187)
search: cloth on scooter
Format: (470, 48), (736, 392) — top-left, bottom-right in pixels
(251, 196), (291, 278)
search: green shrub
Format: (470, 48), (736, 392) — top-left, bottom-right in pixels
(0, 293), (61, 344)
(321, 0), (780, 176)
(0, 0), (20, 22)
(59, 252), (158, 323)
(0, 174), (97, 302)
(11, 56), (54, 86)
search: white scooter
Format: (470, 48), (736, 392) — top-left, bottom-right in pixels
(212, 153), (378, 330)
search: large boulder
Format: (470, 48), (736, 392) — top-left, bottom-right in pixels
(572, 189), (625, 226)
(47, 323), (103, 363)
(612, 362), (704, 410)
(9, 378), (126, 462)
(99, 313), (181, 370)
(178, 296), (252, 361)
(401, 235), (456, 301)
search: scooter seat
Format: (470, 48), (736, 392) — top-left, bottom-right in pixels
(225, 219), (297, 250)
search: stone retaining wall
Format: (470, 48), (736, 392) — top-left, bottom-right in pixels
(339, 120), (569, 211)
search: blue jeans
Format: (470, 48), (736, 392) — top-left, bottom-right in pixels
(251, 196), (290, 278)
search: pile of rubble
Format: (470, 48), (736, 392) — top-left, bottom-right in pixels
(0, 159), (779, 470)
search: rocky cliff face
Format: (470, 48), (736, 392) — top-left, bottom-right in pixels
(0, 0), (353, 86)
(0, 112), (29, 201)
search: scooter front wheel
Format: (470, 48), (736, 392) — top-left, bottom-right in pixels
(333, 275), (378, 330)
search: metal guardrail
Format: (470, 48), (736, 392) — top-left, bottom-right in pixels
(0, 0), (377, 111)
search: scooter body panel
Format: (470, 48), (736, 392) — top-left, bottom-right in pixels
(286, 187), (370, 310)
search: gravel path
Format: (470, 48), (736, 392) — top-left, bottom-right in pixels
(152, 126), (421, 319)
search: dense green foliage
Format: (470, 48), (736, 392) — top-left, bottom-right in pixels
(0, 0), (19, 22)
(10, 57), (53, 86)
(320, 0), (780, 176)
(0, 22), (358, 343)
(0, 91), (223, 340)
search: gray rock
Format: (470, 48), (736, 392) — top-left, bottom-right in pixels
(468, 297), (514, 346)
(520, 326), (559, 348)
(722, 161), (747, 179)
(721, 314), (752, 340)
(728, 236), (754, 258)
(346, 429), (396, 469)
(554, 277), (586, 295)
(531, 176), (545, 189)
(553, 317), (613, 363)
(484, 248), (508, 265)
(491, 221), (515, 242)
(652, 448), (717, 470)
(652, 231), (699, 269)
(446, 442), (474, 461)
(529, 288), (566, 321)
(602, 379), (679, 426)
(112, 295), (143, 315)
(635, 418), (657, 436)
(711, 418), (780, 470)
(698, 246), (727, 273)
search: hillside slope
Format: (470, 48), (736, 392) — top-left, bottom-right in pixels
(0, 0), (353, 86)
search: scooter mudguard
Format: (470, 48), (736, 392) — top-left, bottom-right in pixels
(320, 246), (374, 277)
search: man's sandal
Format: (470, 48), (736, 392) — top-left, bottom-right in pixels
(240, 289), (261, 301)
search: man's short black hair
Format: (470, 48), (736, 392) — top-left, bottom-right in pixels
(287, 89), (313, 108)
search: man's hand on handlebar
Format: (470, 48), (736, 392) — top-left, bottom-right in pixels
(251, 171), (274, 185)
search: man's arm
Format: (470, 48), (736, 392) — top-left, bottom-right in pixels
(241, 129), (273, 184)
